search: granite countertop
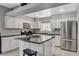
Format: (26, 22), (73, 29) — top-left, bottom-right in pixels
(1, 30), (60, 38)
(36, 30), (60, 35)
(1, 34), (22, 37)
(16, 34), (55, 44)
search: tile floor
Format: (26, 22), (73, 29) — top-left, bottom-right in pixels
(0, 47), (77, 56)
(54, 46), (77, 56)
(0, 48), (19, 56)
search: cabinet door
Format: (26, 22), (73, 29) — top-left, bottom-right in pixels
(5, 16), (15, 28)
(2, 37), (19, 53)
(14, 17), (18, 28)
(14, 17), (21, 28)
(19, 19), (23, 28)
(10, 37), (18, 49)
(18, 41), (26, 56)
(30, 43), (43, 56)
(5, 16), (23, 28)
(54, 36), (60, 47)
(44, 40), (53, 56)
(14, 17), (24, 28)
(2, 37), (11, 53)
(5, 16), (33, 29)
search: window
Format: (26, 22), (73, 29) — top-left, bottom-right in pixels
(41, 23), (51, 32)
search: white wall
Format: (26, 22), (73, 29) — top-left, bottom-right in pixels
(31, 18), (41, 28)
(40, 23), (51, 31)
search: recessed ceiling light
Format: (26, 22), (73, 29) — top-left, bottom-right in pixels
(60, 8), (64, 12)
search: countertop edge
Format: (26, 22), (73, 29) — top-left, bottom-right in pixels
(16, 35), (55, 44)
(1, 33), (60, 38)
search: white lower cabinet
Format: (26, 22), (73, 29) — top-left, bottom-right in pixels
(44, 40), (53, 56)
(18, 41), (25, 56)
(18, 39), (53, 56)
(2, 37), (11, 53)
(54, 35), (60, 47)
(18, 41), (43, 56)
(10, 37), (18, 50)
(30, 43), (43, 56)
(1, 36), (25, 53)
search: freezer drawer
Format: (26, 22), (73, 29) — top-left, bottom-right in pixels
(61, 39), (77, 52)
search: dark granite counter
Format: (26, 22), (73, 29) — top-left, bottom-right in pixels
(35, 31), (60, 35)
(16, 34), (55, 44)
(1, 30), (60, 38)
(1, 34), (22, 37)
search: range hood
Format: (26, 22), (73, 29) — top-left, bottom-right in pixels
(5, 3), (68, 17)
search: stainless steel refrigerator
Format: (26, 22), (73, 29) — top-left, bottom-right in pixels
(60, 21), (77, 52)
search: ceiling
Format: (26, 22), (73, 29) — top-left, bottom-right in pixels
(6, 3), (68, 16)
(20, 3), (78, 18)
(0, 3), (20, 8)
(1, 3), (78, 18)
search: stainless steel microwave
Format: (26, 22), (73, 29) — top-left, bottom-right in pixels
(23, 23), (30, 29)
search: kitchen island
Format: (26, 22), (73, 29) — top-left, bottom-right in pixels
(16, 34), (55, 56)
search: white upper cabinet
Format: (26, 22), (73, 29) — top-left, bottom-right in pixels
(4, 16), (15, 28)
(14, 17), (23, 28)
(4, 16), (33, 29)
(5, 16), (22, 28)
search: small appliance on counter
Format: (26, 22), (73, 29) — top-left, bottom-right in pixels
(60, 21), (77, 52)
(21, 23), (31, 35)
(21, 29), (33, 36)
(23, 23), (30, 29)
